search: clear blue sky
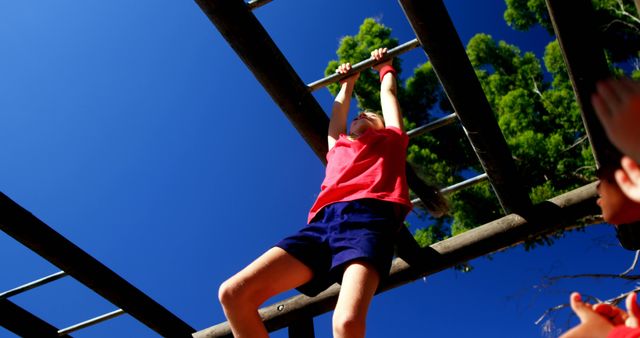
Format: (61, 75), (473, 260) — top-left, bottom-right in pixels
(1, 1), (636, 337)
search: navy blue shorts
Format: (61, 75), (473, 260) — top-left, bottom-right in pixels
(275, 199), (404, 297)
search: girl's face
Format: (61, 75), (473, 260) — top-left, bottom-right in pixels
(597, 173), (640, 224)
(349, 112), (384, 136)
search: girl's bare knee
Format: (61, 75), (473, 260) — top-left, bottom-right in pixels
(332, 310), (365, 338)
(217, 279), (236, 308)
(218, 276), (270, 312)
(218, 278), (252, 310)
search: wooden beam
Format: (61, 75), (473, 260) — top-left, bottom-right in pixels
(195, 0), (329, 161)
(0, 193), (195, 338)
(544, 0), (616, 167)
(398, 0), (532, 214)
(0, 298), (71, 338)
(288, 317), (315, 338)
(193, 182), (600, 337)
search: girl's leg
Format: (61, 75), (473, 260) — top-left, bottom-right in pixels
(332, 261), (381, 338)
(218, 247), (313, 338)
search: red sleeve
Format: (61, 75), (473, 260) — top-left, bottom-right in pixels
(384, 126), (404, 135)
(608, 326), (640, 338)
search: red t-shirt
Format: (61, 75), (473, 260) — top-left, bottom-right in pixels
(307, 126), (412, 223)
(608, 326), (640, 338)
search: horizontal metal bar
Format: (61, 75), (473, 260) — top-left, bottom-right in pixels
(411, 173), (489, 205)
(306, 38), (421, 92)
(247, 0), (272, 10)
(58, 309), (125, 336)
(441, 173), (488, 195)
(407, 113), (458, 138)
(194, 182), (600, 337)
(0, 271), (68, 300)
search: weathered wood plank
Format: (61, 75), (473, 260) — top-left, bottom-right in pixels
(193, 183), (599, 337)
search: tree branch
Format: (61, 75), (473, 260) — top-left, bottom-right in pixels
(621, 250), (640, 276)
(614, 0), (640, 26)
(535, 249), (640, 331)
(564, 135), (589, 152)
(546, 273), (640, 282)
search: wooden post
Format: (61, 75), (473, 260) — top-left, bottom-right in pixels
(544, 0), (616, 167)
(288, 317), (315, 338)
(397, 0), (532, 214)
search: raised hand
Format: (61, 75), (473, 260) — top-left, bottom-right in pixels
(592, 78), (640, 163)
(370, 47), (391, 72)
(560, 292), (615, 338)
(336, 62), (359, 86)
(616, 156), (640, 203)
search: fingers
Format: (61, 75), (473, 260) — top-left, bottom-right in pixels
(593, 303), (628, 325)
(615, 167), (633, 192)
(621, 156), (640, 183)
(609, 78), (635, 98)
(593, 79), (623, 120)
(617, 77), (640, 97)
(370, 47), (388, 61)
(592, 92), (611, 122)
(335, 62), (360, 86)
(571, 292), (594, 323)
(616, 156), (640, 202)
(626, 292), (640, 328)
(562, 293), (617, 338)
(335, 63), (352, 75)
(593, 77), (640, 120)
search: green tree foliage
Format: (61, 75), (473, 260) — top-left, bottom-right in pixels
(503, 0), (553, 32)
(468, 34), (594, 197)
(504, 0), (640, 63)
(326, 17), (602, 250)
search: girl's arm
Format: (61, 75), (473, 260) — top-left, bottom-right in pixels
(371, 48), (403, 130)
(328, 63), (359, 150)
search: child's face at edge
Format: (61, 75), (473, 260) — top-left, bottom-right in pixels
(349, 112), (384, 136)
(597, 172), (640, 225)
